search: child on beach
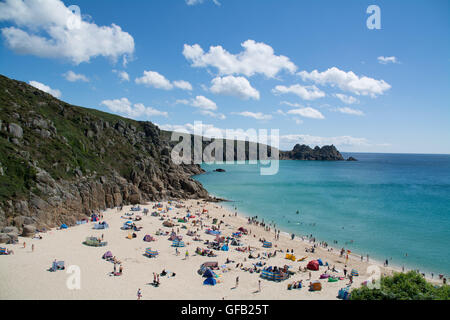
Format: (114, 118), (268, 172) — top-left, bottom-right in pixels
(137, 288), (142, 300)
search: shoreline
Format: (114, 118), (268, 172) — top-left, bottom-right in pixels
(208, 193), (443, 283)
(0, 199), (444, 300)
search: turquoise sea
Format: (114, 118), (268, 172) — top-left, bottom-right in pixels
(193, 153), (450, 276)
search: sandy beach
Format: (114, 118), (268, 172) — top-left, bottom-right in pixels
(0, 199), (438, 300)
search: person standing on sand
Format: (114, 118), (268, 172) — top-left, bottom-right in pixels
(258, 280), (261, 292)
(137, 288), (142, 300)
(185, 250), (189, 259)
(32, 244), (34, 252)
(235, 276), (239, 288)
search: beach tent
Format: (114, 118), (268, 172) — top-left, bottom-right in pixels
(307, 260), (319, 271)
(144, 248), (159, 258)
(203, 277), (217, 286)
(317, 258), (324, 266)
(203, 268), (215, 278)
(0, 247), (8, 255)
(263, 241), (272, 248)
(338, 287), (351, 300)
(102, 251), (113, 259)
(60, 224), (68, 229)
(310, 281), (322, 291)
(351, 269), (359, 276)
(221, 244), (229, 251)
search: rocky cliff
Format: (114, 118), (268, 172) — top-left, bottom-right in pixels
(0, 74), (208, 238)
(0, 74), (353, 240)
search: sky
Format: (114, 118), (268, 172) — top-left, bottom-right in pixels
(0, 0), (449, 153)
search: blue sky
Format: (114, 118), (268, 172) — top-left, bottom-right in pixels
(0, 0), (449, 153)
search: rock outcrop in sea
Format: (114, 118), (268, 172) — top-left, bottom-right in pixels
(280, 144), (345, 161)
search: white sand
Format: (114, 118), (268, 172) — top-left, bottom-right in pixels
(0, 200), (434, 300)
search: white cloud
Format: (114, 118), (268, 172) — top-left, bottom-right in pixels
(210, 75), (260, 100)
(287, 107), (325, 119)
(100, 98), (168, 118)
(0, 0), (134, 64)
(183, 39), (297, 78)
(334, 93), (358, 104)
(377, 56), (398, 64)
(113, 70), (130, 82)
(157, 122), (260, 142)
(135, 70), (192, 91)
(29, 80), (61, 98)
(280, 134), (369, 148)
(63, 70), (89, 82)
(190, 95), (217, 110)
(199, 110), (226, 120)
(336, 107), (365, 116)
(298, 67), (391, 97)
(232, 111), (272, 120)
(157, 123), (372, 150)
(280, 101), (303, 108)
(135, 70), (173, 90)
(186, 0), (221, 6)
(272, 84), (325, 100)
(176, 95), (226, 119)
(173, 80), (193, 91)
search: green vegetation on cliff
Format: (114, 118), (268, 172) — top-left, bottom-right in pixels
(350, 271), (449, 300)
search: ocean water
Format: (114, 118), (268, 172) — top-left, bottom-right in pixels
(193, 153), (450, 276)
